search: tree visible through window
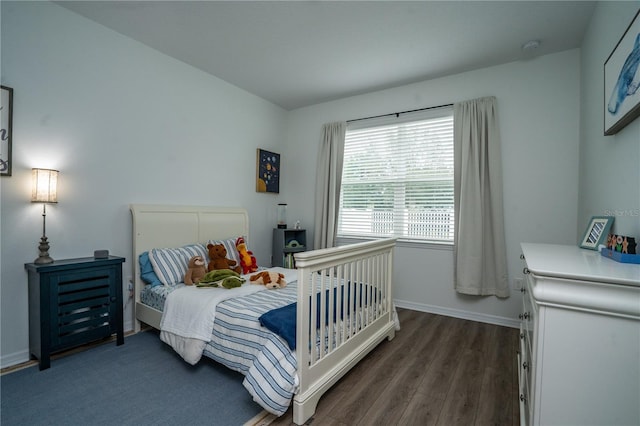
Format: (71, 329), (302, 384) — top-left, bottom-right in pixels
(337, 107), (454, 243)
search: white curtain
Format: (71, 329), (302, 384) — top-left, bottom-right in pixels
(453, 97), (509, 297)
(313, 122), (346, 249)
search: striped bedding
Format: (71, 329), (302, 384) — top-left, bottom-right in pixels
(141, 267), (299, 416)
(205, 282), (299, 414)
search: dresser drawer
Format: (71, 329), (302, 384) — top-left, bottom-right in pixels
(517, 350), (530, 426)
(521, 279), (535, 361)
(519, 259), (536, 426)
(519, 323), (532, 403)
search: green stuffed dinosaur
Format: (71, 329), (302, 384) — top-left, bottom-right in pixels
(196, 269), (245, 289)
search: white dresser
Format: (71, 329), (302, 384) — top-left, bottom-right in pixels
(518, 243), (640, 426)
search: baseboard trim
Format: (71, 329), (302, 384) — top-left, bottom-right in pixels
(0, 350), (30, 371)
(2, 305), (516, 369)
(1, 329), (138, 371)
(394, 299), (519, 329)
(243, 410), (277, 426)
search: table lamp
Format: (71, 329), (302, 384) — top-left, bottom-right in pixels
(31, 168), (58, 264)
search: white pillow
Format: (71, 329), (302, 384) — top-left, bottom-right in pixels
(148, 244), (208, 286)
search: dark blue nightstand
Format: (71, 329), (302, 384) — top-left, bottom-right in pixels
(25, 256), (125, 370)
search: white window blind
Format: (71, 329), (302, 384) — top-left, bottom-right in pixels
(337, 107), (454, 243)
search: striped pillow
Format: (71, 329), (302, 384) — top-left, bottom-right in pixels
(148, 244), (208, 286)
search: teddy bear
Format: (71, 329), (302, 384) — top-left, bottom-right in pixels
(250, 271), (287, 289)
(236, 237), (258, 274)
(184, 255), (207, 285)
(207, 243), (241, 274)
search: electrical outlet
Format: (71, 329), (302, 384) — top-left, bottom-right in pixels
(513, 277), (524, 290)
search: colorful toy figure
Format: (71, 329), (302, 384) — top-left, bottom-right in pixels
(236, 237), (258, 274)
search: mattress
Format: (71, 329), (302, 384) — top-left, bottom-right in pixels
(140, 282), (184, 311)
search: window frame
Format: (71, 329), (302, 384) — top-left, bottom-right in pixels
(337, 106), (455, 245)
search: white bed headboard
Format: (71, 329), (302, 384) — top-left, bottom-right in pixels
(130, 204), (249, 325)
(130, 204), (249, 256)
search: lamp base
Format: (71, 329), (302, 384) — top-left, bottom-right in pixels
(34, 236), (54, 264)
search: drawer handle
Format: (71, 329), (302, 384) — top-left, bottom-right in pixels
(523, 267), (530, 274)
(520, 287), (526, 293)
(522, 361), (529, 370)
(518, 312), (530, 320)
(520, 394), (527, 404)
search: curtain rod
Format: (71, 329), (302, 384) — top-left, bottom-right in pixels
(346, 103), (454, 123)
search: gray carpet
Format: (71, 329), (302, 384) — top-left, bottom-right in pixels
(0, 331), (264, 426)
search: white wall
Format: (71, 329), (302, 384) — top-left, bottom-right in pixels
(0, 2), (287, 367)
(579, 2), (640, 237)
(2, 0), (607, 368)
(283, 50), (581, 326)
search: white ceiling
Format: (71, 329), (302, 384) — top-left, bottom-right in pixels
(57, 1), (597, 110)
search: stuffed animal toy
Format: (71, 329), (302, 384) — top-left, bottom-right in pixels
(196, 269), (245, 289)
(207, 243), (241, 274)
(184, 255), (207, 285)
(236, 237), (258, 274)
(250, 271), (287, 289)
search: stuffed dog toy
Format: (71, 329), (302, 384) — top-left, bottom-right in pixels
(250, 271), (287, 289)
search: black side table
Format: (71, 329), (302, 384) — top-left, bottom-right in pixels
(25, 256), (125, 370)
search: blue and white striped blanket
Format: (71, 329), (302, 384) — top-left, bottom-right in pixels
(147, 267), (300, 415)
(159, 282), (266, 365)
(202, 268), (299, 416)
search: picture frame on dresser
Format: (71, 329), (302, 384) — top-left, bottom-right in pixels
(604, 9), (640, 135)
(579, 216), (614, 250)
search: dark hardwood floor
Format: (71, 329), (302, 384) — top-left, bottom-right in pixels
(269, 308), (520, 426)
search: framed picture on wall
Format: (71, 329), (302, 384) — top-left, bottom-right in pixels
(604, 9), (640, 135)
(1, 85), (13, 177)
(256, 148), (280, 193)
(580, 216), (614, 250)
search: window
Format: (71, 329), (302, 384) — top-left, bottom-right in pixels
(337, 107), (454, 243)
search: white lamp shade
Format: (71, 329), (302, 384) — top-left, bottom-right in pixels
(31, 168), (59, 203)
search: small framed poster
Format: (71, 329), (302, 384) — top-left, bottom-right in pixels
(1, 85), (13, 177)
(580, 216), (614, 250)
(256, 148), (280, 193)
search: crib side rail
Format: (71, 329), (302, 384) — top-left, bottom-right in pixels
(293, 238), (396, 419)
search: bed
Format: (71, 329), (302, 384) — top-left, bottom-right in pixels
(130, 204), (396, 424)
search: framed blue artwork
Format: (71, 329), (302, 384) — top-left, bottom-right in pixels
(256, 148), (280, 193)
(604, 9), (640, 135)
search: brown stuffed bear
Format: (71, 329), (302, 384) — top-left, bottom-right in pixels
(250, 271), (287, 289)
(184, 255), (207, 285)
(207, 243), (241, 274)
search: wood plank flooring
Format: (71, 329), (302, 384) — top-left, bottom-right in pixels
(269, 308), (519, 426)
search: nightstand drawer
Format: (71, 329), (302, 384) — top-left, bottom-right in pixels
(51, 266), (119, 348)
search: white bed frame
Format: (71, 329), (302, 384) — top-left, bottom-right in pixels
(130, 204), (396, 425)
